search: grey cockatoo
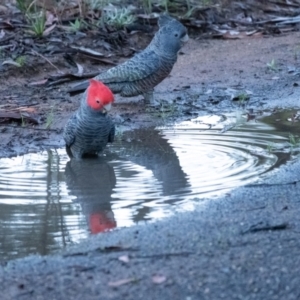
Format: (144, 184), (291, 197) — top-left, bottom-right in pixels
(68, 15), (189, 105)
(63, 79), (115, 159)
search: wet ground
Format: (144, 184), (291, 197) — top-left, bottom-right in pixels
(2, 32), (300, 158)
(1, 110), (300, 262)
(1, 23), (300, 299)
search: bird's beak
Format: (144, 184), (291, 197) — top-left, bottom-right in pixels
(103, 103), (112, 113)
(181, 34), (189, 43)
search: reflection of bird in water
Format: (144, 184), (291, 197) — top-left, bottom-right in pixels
(117, 128), (191, 198)
(64, 158), (116, 234)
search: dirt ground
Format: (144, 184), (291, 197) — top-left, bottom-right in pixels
(1, 29), (300, 158)
(2, 7), (300, 299)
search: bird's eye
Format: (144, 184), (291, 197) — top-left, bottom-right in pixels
(175, 33), (178, 37)
(96, 100), (100, 103)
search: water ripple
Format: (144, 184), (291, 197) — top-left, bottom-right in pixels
(0, 111), (299, 260)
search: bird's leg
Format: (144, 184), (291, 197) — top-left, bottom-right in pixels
(143, 90), (154, 104)
(143, 90), (159, 106)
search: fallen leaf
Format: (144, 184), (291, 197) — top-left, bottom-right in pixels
(118, 255), (130, 263)
(2, 59), (21, 67)
(70, 46), (105, 57)
(28, 79), (48, 86)
(16, 107), (37, 113)
(152, 274), (167, 284)
(0, 29), (5, 39)
(45, 11), (57, 26)
(75, 62), (84, 76)
(108, 278), (135, 287)
(43, 24), (56, 37)
(0, 5), (7, 13)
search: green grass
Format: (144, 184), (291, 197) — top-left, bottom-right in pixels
(289, 133), (300, 147)
(267, 59), (277, 72)
(87, 0), (109, 11)
(69, 18), (85, 31)
(237, 93), (250, 103)
(266, 142), (275, 154)
(45, 107), (54, 129)
(28, 12), (46, 37)
(141, 0), (152, 14)
(151, 101), (179, 121)
(15, 56), (26, 67)
(21, 114), (26, 127)
(103, 7), (136, 29)
(16, 0), (33, 13)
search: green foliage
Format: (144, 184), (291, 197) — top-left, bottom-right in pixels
(237, 93), (249, 103)
(266, 142), (275, 154)
(151, 101), (179, 120)
(45, 107), (54, 129)
(69, 19), (85, 32)
(15, 56), (26, 67)
(87, 0), (109, 11)
(289, 133), (300, 147)
(16, 0), (33, 13)
(267, 59), (277, 72)
(103, 7), (136, 29)
(28, 12), (46, 37)
(141, 0), (152, 14)
(21, 114), (26, 127)
(200, 0), (212, 5)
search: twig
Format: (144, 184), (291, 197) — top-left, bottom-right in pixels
(245, 180), (300, 187)
(242, 222), (289, 235)
(133, 251), (194, 259)
(31, 49), (61, 72)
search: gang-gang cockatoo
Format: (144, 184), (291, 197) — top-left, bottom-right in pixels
(68, 15), (189, 105)
(63, 79), (115, 159)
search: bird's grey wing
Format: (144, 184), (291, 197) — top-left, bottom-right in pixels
(68, 50), (161, 94)
(108, 123), (115, 143)
(95, 50), (161, 84)
(63, 114), (78, 147)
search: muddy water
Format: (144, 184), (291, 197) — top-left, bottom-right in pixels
(0, 110), (299, 261)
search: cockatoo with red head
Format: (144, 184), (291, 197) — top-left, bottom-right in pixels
(63, 79), (115, 159)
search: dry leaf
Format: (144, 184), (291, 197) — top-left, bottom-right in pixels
(0, 5), (7, 12)
(152, 275), (166, 284)
(223, 31), (247, 39)
(43, 24), (56, 37)
(45, 11), (57, 26)
(118, 255), (130, 263)
(2, 60), (21, 67)
(28, 79), (48, 86)
(75, 62), (84, 76)
(16, 107), (37, 113)
(0, 29), (5, 39)
(108, 278), (135, 287)
(70, 46), (105, 57)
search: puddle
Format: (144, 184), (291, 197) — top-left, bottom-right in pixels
(0, 110), (299, 261)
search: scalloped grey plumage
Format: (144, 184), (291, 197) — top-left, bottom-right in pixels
(68, 15), (189, 105)
(63, 98), (115, 159)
